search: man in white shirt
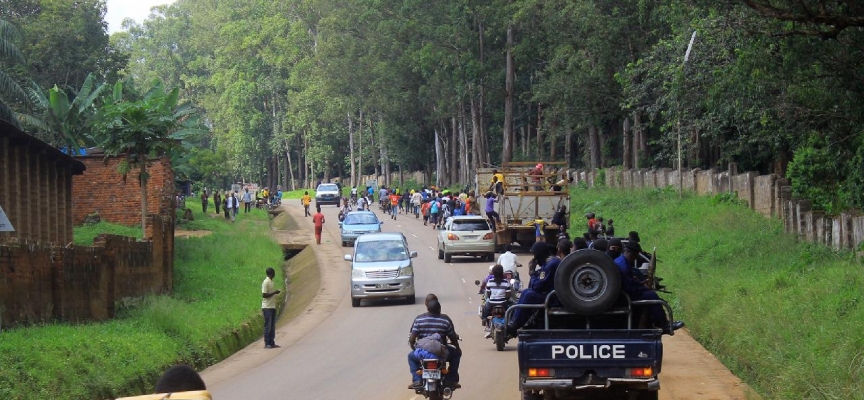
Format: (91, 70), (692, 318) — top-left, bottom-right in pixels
(262, 268), (281, 348)
(496, 244), (521, 274)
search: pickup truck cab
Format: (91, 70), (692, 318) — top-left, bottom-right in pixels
(508, 249), (673, 400)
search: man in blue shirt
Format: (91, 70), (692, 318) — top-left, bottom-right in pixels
(615, 241), (684, 334)
(507, 241), (561, 335)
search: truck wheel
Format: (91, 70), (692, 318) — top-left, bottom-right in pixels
(553, 250), (621, 315)
(629, 391), (658, 400)
(520, 392), (543, 400)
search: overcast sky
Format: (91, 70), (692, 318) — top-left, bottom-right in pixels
(104, 0), (177, 33)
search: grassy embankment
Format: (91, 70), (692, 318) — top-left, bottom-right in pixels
(570, 186), (863, 400)
(0, 201), (284, 399)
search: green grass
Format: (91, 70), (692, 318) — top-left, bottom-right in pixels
(73, 221), (143, 246)
(570, 186), (864, 400)
(0, 201), (284, 399)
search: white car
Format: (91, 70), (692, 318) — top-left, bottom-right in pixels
(315, 183), (341, 206)
(436, 216), (496, 263)
(345, 232), (417, 307)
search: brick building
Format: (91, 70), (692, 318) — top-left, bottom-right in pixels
(72, 154), (175, 239)
(0, 119), (86, 244)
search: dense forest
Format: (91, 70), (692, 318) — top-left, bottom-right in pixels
(1, 0), (863, 212)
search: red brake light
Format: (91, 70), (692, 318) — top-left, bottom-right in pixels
(482, 232), (494, 240)
(528, 368), (554, 377)
(447, 233), (460, 241)
(627, 367), (653, 377)
(423, 360), (439, 369)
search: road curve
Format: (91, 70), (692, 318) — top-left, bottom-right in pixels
(203, 202), (755, 400)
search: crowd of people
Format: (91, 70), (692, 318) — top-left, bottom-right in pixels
(197, 186), (283, 222)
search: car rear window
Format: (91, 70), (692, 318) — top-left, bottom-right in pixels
(318, 184), (338, 192)
(451, 220), (490, 231)
(344, 214), (378, 225)
(355, 240), (408, 262)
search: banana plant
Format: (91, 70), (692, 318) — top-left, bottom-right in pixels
(0, 19), (26, 129)
(18, 73), (106, 151)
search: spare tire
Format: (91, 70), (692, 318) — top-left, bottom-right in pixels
(554, 249), (621, 315)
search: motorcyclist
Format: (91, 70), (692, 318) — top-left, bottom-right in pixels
(408, 299), (462, 390)
(496, 244), (522, 294)
(482, 265), (512, 338)
(350, 186), (358, 202)
(507, 242), (561, 336)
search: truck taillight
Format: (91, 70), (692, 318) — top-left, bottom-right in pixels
(626, 367), (653, 377)
(528, 368), (554, 377)
(482, 232), (494, 240)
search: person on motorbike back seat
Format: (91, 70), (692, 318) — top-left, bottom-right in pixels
(482, 265), (512, 337)
(408, 300), (462, 390)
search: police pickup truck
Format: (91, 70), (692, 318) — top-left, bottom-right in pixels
(508, 249), (674, 400)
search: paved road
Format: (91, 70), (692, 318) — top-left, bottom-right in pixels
(206, 201), (755, 400)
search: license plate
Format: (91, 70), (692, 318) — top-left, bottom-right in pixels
(462, 235), (478, 239)
(422, 369), (441, 379)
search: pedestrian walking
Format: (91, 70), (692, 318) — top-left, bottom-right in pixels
(242, 189), (252, 213)
(313, 206), (325, 244)
(231, 191), (239, 221)
(223, 191), (232, 220)
(262, 267), (281, 349)
(201, 190), (209, 213)
(302, 191), (312, 217)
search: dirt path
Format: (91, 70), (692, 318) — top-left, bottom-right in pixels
(661, 330), (760, 399)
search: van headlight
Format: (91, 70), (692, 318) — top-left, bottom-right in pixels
(399, 266), (414, 277)
(352, 269), (365, 278)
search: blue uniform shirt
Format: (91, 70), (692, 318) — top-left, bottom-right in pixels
(529, 256), (561, 294)
(614, 255), (648, 295)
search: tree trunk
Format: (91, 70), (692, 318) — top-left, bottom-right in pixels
(285, 141), (296, 191)
(435, 128), (444, 186)
(349, 112), (356, 187)
(459, 103), (469, 185)
(358, 110), (364, 186)
(502, 24), (515, 165)
(564, 126), (573, 167)
(623, 117), (632, 169)
(632, 112), (641, 169)
(471, 90), (482, 174)
(139, 161), (148, 238)
(588, 126), (600, 170)
(536, 104), (543, 160)
(451, 115), (458, 185)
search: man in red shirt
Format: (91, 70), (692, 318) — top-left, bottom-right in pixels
(313, 206), (326, 244)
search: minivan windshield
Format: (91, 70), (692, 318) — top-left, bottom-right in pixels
(451, 220), (490, 231)
(318, 184), (338, 192)
(355, 240), (408, 262)
(344, 214), (379, 225)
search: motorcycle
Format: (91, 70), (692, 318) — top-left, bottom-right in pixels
(413, 358), (455, 400)
(475, 279), (511, 351)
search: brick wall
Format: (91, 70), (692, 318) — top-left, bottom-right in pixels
(72, 156), (174, 238)
(0, 215), (174, 327)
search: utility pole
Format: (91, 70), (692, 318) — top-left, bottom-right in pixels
(679, 31), (697, 198)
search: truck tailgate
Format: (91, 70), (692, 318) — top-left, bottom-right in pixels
(518, 329), (663, 375)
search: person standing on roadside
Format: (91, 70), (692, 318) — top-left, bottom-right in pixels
(214, 190), (222, 215)
(201, 190), (209, 213)
(313, 206), (326, 244)
(242, 188), (252, 213)
(225, 191), (237, 222)
(262, 267), (281, 349)
(232, 191), (240, 220)
(302, 191), (312, 217)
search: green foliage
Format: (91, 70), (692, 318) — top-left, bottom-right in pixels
(786, 136), (854, 213)
(0, 18), (25, 128)
(570, 186), (864, 399)
(0, 200), (283, 399)
(73, 221), (142, 246)
(18, 73), (106, 148)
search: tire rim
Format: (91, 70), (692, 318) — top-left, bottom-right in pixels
(569, 264), (608, 301)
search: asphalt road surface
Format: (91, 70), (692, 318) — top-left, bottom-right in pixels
(204, 201), (755, 400)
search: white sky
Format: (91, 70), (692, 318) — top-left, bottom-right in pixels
(104, 0), (177, 34)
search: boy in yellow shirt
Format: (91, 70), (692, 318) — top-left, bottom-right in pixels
(301, 191), (312, 217)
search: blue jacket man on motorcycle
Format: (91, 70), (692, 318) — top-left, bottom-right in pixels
(408, 299), (462, 390)
(507, 242), (561, 336)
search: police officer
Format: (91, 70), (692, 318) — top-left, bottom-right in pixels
(615, 241), (684, 334)
(507, 242), (562, 336)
